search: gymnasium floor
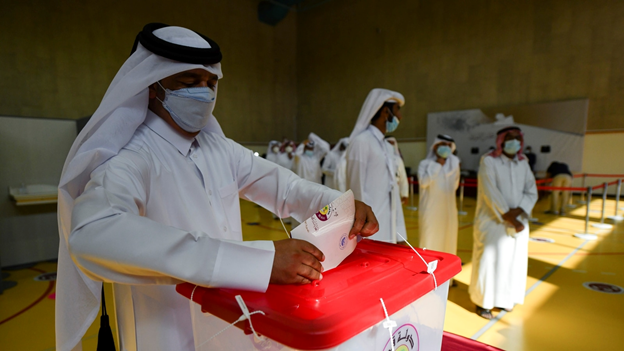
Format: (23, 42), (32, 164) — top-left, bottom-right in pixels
(1, 194), (623, 350)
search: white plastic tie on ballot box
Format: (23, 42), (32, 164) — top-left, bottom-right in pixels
(396, 232), (438, 291)
(380, 298), (397, 351)
(195, 294), (267, 348)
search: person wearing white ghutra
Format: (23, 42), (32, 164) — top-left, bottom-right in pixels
(345, 88), (406, 244)
(56, 23), (379, 351)
(469, 126), (538, 320)
(417, 134), (460, 255)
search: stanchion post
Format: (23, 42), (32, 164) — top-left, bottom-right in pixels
(585, 186), (592, 233)
(575, 186), (599, 240)
(600, 182), (608, 224)
(580, 173), (587, 204)
(607, 179), (623, 222)
(616, 179), (622, 217)
(591, 182), (613, 229)
(407, 176), (417, 211)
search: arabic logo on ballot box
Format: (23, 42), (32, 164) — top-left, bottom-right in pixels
(315, 204), (334, 221)
(382, 324), (419, 351)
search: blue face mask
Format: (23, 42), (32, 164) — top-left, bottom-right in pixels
(305, 150), (314, 157)
(436, 145), (452, 159)
(386, 112), (400, 133)
(158, 81), (216, 133)
(503, 139), (522, 155)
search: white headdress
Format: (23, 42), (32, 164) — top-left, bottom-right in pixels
(348, 88), (405, 140)
(426, 134), (460, 170)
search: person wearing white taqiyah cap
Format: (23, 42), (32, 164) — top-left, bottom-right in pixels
(266, 140), (281, 163)
(345, 88), (405, 243)
(417, 135), (460, 256)
(294, 133), (330, 184)
(469, 126), (537, 320)
(321, 138), (349, 191)
(56, 23), (379, 351)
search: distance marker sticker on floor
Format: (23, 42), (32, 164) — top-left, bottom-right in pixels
(582, 282), (623, 294)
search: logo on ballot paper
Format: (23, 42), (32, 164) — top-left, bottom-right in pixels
(315, 204), (335, 221)
(382, 324), (419, 351)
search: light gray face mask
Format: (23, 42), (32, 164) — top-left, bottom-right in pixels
(157, 81), (216, 132)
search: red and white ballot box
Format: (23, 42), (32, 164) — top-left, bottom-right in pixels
(177, 239), (461, 351)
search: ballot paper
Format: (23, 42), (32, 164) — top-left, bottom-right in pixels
(290, 190), (357, 271)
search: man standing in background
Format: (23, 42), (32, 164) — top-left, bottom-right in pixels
(346, 88), (406, 243)
(294, 133), (330, 184)
(417, 135), (460, 255)
(266, 140), (280, 163)
(469, 126), (538, 320)
(545, 161), (573, 215)
(276, 139), (296, 171)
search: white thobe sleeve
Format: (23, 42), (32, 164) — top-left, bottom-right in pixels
(233, 141), (342, 222)
(518, 162), (538, 215)
(69, 155), (277, 292)
(417, 160), (442, 189)
(479, 156), (510, 222)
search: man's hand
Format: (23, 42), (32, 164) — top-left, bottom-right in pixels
(349, 200), (379, 239)
(401, 196), (409, 205)
(502, 208), (525, 233)
(271, 239), (324, 285)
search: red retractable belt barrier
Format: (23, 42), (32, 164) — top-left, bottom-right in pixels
(537, 186), (588, 192)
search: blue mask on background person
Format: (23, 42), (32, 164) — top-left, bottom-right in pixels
(503, 139), (521, 155)
(436, 145), (452, 159)
(385, 108), (400, 133)
(157, 81), (216, 132)
(305, 150), (314, 157)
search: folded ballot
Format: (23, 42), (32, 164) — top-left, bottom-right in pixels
(291, 190), (357, 271)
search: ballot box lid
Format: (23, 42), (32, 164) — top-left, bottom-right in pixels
(177, 239), (461, 350)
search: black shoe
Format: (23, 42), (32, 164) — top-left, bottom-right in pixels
(476, 306), (493, 319)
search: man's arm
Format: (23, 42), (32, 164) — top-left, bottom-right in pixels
(417, 159), (442, 189)
(232, 141), (377, 283)
(69, 151), (275, 292)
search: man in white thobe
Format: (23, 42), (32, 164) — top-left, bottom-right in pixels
(294, 133), (330, 184)
(56, 23), (378, 351)
(418, 134), (460, 254)
(321, 138), (349, 190)
(276, 139), (296, 171)
(266, 140), (280, 163)
(346, 88), (406, 243)
(469, 126), (537, 319)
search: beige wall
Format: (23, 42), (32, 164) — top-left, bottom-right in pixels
(297, 0), (624, 143)
(0, 0), (297, 142)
